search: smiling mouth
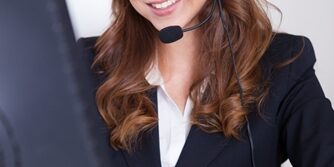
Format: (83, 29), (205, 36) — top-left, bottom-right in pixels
(150, 0), (177, 9)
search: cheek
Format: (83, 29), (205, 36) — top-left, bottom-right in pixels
(129, 0), (148, 18)
(128, 0), (163, 30)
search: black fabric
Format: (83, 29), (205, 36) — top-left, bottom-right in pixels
(78, 33), (334, 167)
(0, 0), (114, 166)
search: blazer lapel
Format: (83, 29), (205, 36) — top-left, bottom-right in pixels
(121, 88), (162, 167)
(121, 88), (231, 167)
(175, 125), (230, 167)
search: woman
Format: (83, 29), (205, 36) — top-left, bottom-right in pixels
(79, 0), (334, 166)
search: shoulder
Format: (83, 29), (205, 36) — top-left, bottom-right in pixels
(259, 33), (322, 117)
(266, 33), (313, 57)
(77, 34), (317, 91)
(262, 33), (316, 79)
(260, 33), (317, 99)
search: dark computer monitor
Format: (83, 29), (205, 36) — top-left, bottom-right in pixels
(0, 0), (112, 166)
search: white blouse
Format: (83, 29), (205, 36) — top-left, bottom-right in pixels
(146, 65), (193, 167)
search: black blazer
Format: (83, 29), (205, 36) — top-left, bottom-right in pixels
(78, 33), (334, 167)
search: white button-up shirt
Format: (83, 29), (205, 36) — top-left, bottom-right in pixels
(146, 65), (193, 167)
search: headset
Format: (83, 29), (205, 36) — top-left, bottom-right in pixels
(158, 0), (256, 166)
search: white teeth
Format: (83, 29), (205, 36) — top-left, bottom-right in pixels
(152, 0), (176, 9)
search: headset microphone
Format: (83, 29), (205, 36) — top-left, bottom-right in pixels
(158, 0), (217, 43)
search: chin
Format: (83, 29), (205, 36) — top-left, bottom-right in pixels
(151, 20), (186, 31)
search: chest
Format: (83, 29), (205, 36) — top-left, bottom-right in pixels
(108, 109), (283, 167)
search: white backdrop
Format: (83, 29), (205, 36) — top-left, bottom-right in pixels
(65, 0), (334, 166)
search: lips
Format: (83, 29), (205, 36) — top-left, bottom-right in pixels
(147, 0), (180, 16)
(150, 0), (176, 9)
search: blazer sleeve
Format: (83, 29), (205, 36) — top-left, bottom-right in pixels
(278, 37), (334, 166)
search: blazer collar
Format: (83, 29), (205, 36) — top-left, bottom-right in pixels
(121, 88), (230, 167)
(175, 126), (230, 167)
(121, 88), (161, 167)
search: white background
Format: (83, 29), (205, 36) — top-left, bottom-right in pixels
(65, 0), (334, 166)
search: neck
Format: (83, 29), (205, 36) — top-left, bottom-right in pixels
(155, 29), (201, 112)
(156, 29), (200, 82)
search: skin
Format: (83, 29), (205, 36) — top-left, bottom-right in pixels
(129, 0), (207, 112)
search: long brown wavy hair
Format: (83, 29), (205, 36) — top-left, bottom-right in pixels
(94, 0), (275, 152)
